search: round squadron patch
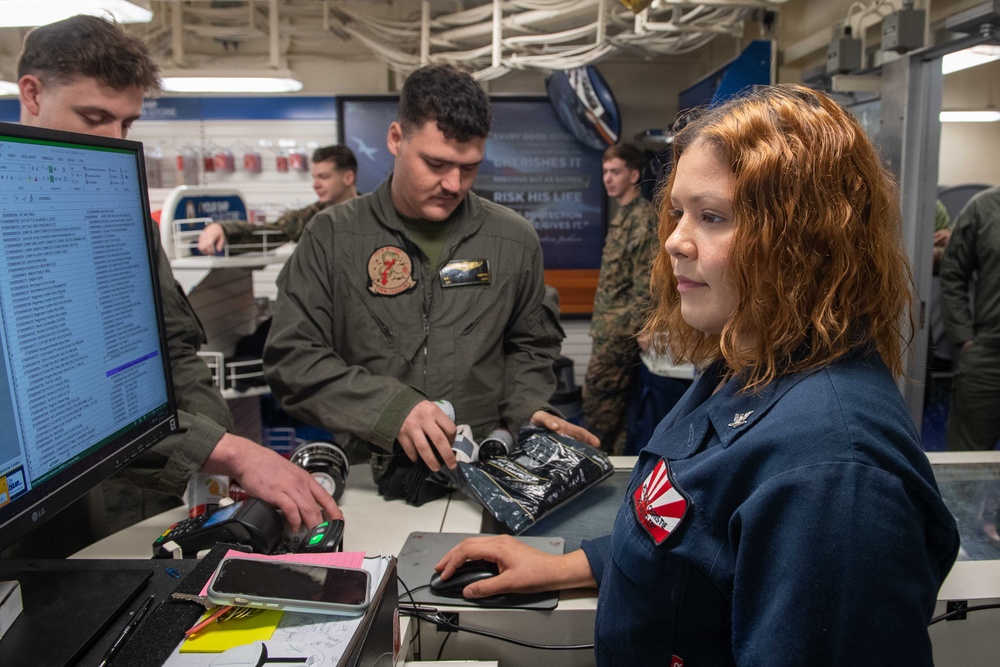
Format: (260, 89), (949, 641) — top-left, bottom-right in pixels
(367, 245), (417, 296)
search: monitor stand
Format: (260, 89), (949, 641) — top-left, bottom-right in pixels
(0, 565), (151, 667)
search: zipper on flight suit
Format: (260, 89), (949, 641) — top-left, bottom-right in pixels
(420, 262), (431, 385)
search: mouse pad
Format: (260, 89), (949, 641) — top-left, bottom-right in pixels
(396, 532), (564, 609)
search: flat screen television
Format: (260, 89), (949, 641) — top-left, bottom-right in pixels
(0, 121), (177, 552)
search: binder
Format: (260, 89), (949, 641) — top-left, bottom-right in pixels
(342, 556), (398, 667)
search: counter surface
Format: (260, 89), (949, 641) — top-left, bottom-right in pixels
(70, 454), (1000, 666)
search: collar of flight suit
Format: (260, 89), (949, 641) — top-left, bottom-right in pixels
(370, 175), (488, 255)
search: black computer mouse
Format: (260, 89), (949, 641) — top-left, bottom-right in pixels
(429, 559), (500, 598)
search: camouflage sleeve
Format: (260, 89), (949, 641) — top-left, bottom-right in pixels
(219, 220), (268, 248)
(626, 204), (657, 334)
(592, 202), (656, 339)
(219, 201), (326, 250)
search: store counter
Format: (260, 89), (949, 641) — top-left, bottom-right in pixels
(71, 459), (618, 666)
(69, 454), (1000, 666)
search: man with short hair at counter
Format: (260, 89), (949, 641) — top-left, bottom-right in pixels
(197, 145), (359, 255)
(264, 64), (598, 486)
(5, 14), (339, 557)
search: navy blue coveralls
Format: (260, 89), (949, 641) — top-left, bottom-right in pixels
(581, 351), (960, 666)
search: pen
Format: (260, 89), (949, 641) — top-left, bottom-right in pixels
(98, 594), (155, 667)
(184, 604), (232, 636)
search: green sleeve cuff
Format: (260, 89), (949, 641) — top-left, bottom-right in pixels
(371, 386), (427, 451)
(157, 410), (228, 495)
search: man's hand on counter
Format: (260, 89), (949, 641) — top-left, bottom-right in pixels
(200, 432), (343, 530)
(197, 222), (227, 255)
(530, 411), (600, 448)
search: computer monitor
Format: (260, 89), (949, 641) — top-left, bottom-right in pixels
(0, 121), (177, 552)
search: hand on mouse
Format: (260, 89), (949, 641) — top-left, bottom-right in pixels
(434, 535), (597, 599)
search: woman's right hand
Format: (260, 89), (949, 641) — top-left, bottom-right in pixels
(434, 535), (596, 599)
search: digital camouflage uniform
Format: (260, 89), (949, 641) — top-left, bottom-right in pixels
(220, 200), (329, 250)
(583, 196), (657, 454)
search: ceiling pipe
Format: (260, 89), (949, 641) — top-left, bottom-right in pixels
(421, 1), (431, 65)
(268, 0), (280, 69)
(597, 0), (607, 44)
(492, 0), (502, 68)
(171, 0), (184, 66)
(433, 1), (601, 45)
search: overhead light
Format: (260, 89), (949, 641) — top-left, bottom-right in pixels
(160, 69), (304, 94)
(0, 1), (153, 28)
(0, 80), (19, 96)
(940, 110), (1000, 123)
(941, 45), (1000, 75)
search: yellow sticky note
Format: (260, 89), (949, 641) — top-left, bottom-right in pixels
(180, 609), (283, 653)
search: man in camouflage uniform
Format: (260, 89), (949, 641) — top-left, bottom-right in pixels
(198, 145), (358, 254)
(583, 143), (657, 454)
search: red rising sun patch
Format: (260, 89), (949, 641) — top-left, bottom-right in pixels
(632, 459), (689, 545)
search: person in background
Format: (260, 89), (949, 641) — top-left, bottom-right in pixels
(264, 64), (597, 500)
(924, 199), (953, 435)
(582, 143), (657, 454)
(940, 185), (1000, 451)
(6, 15), (339, 557)
(932, 198), (952, 274)
(197, 145), (359, 255)
(435, 84), (959, 665)
(623, 110), (710, 454)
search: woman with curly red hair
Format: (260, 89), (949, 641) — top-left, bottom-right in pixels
(437, 84), (959, 665)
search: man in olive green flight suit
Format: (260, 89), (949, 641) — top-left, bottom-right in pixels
(583, 143), (657, 454)
(197, 145), (359, 255)
(6, 15), (339, 557)
(941, 185), (1000, 451)
(264, 65), (598, 483)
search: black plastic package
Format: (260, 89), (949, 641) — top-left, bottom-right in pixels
(372, 450), (455, 506)
(455, 428), (614, 533)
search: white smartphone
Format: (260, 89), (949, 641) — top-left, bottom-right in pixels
(206, 556), (371, 616)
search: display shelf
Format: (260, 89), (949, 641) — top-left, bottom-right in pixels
(169, 216), (293, 262)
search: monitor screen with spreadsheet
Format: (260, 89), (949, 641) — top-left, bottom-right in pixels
(0, 121), (177, 551)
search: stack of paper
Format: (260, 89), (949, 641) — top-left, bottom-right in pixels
(164, 551), (393, 667)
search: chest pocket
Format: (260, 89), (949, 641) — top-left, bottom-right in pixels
(446, 278), (512, 418)
(621, 408), (710, 557)
(340, 275), (424, 371)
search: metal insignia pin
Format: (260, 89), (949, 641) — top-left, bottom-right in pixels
(728, 411), (753, 428)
